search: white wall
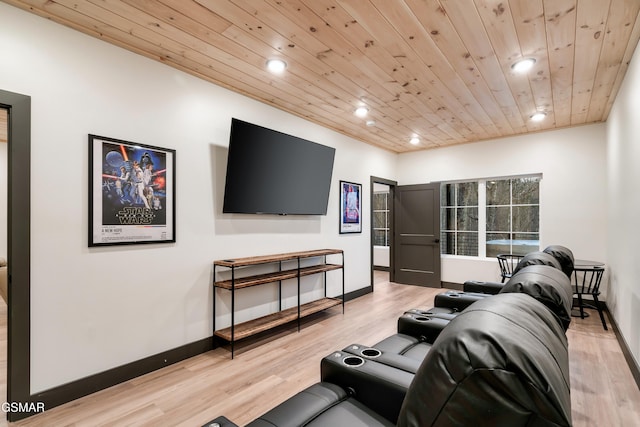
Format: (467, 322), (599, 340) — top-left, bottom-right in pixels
(397, 124), (608, 284)
(606, 40), (640, 369)
(0, 4), (396, 393)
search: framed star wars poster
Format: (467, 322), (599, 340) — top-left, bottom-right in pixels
(88, 134), (176, 246)
(339, 180), (362, 234)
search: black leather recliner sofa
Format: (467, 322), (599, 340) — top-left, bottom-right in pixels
(205, 264), (573, 427)
(340, 264), (573, 379)
(401, 249), (574, 343)
(464, 245), (575, 295)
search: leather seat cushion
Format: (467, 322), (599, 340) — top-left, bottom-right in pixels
(246, 382), (393, 427)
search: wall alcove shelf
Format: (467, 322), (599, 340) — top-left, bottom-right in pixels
(213, 249), (344, 358)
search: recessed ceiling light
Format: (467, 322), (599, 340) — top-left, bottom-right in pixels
(410, 136), (420, 145)
(266, 59), (287, 74)
(530, 112), (546, 122)
(366, 120), (376, 127)
(355, 106), (369, 118)
(511, 58), (536, 73)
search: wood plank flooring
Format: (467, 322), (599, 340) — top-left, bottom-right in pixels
(0, 272), (638, 426)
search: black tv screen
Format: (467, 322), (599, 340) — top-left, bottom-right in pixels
(223, 118), (336, 215)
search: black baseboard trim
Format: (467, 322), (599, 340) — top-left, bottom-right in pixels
(606, 304), (640, 390)
(441, 281), (463, 291)
(345, 285), (373, 301)
(373, 266), (390, 272)
(32, 337), (214, 412)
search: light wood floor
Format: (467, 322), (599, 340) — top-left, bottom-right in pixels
(1, 272), (639, 426)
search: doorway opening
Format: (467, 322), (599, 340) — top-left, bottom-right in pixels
(370, 176), (396, 289)
(1, 89), (32, 422)
(1, 106), (7, 423)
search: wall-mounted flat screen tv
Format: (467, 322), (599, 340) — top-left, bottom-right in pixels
(223, 118), (336, 215)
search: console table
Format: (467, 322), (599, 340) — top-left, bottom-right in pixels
(213, 249), (344, 358)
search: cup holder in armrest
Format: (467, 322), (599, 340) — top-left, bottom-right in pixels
(345, 345), (382, 359)
(360, 348), (382, 358)
(413, 316), (432, 322)
(343, 355), (365, 367)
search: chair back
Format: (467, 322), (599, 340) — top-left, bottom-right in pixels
(500, 265), (573, 331)
(496, 254), (524, 282)
(573, 266), (605, 296)
(512, 251), (563, 276)
(398, 293), (571, 427)
(543, 245), (575, 278)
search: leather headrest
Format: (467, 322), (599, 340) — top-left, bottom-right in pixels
(512, 251), (562, 276)
(500, 265), (573, 331)
(398, 293), (571, 427)
(543, 245), (575, 278)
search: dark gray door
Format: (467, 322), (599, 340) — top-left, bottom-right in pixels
(393, 183), (441, 287)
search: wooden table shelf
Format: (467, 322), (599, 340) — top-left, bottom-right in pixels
(212, 249), (344, 358)
(213, 297), (342, 341)
(214, 263), (343, 290)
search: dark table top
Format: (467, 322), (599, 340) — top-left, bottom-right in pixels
(574, 259), (605, 268)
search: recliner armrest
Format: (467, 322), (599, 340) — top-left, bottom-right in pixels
(202, 416), (239, 427)
(245, 382), (351, 427)
(342, 343), (423, 374)
(463, 280), (504, 294)
(397, 313), (450, 342)
(434, 290), (488, 311)
(320, 351), (414, 423)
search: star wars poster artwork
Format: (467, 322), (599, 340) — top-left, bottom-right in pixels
(89, 134), (176, 246)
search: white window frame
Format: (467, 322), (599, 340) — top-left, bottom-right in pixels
(441, 174), (541, 259)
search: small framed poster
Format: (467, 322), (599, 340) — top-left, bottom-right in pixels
(88, 134), (176, 246)
(339, 180), (362, 234)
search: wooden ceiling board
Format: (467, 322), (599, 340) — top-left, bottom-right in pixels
(366, 0), (494, 140)
(603, 8), (640, 118)
(510, 0), (555, 129)
(544, 0), (578, 128)
(3, 0), (640, 152)
(405, 0), (514, 136)
(476, 0), (540, 132)
(439, 0), (528, 133)
(586, 0), (640, 122)
(571, 0), (611, 125)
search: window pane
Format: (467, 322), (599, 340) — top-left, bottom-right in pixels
(457, 207), (478, 231)
(373, 230), (387, 246)
(442, 231), (455, 255)
(513, 232), (539, 254)
(373, 211), (386, 229)
(512, 206), (539, 232)
(442, 207), (456, 231)
(457, 232), (478, 256)
(512, 178), (539, 204)
(486, 206), (510, 232)
(372, 193), (386, 210)
(457, 182), (478, 206)
(486, 179), (510, 205)
(441, 184), (455, 207)
(486, 233), (510, 257)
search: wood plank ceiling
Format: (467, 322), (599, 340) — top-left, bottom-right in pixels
(4, 0), (640, 153)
